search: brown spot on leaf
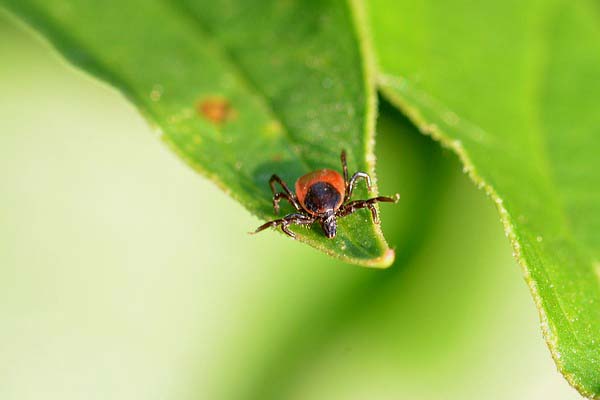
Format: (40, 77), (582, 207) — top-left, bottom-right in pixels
(272, 153), (283, 162)
(197, 97), (236, 125)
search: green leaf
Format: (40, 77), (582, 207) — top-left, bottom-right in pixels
(368, 0), (600, 396)
(0, 0), (395, 267)
(1, 13), (583, 398)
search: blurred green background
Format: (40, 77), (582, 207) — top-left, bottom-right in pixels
(0, 10), (582, 400)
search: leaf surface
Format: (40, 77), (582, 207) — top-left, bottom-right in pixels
(368, 0), (600, 395)
(1, 0), (394, 267)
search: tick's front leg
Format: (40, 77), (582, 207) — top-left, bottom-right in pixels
(253, 213), (316, 239)
(269, 174), (301, 213)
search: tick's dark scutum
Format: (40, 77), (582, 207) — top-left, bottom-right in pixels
(303, 182), (342, 214)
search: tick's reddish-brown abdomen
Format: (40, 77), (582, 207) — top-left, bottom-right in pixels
(295, 169), (345, 215)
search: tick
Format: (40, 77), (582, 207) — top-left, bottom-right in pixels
(254, 150), (399, 239)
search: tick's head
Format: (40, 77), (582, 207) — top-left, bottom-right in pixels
(320, 213), (337, 239)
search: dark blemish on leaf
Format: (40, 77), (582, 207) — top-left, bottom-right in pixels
(197, 97), (236, 125)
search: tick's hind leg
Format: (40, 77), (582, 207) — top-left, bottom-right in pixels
(253, 213), (316, 239)
(269, 174), (301, 214)
(337, 195), (399, 224)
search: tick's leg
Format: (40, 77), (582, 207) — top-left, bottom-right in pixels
(337, 195), (399, 224)
(341, 150), (349, 197)
(253, 213), (316, 239)
(272, 192), (301, 214)
(347, 172), (373, 200)
(269, 174), (301, 213)
(269, 174), (294, 197)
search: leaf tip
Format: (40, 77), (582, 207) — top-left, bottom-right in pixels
(362, 247), (395, 269)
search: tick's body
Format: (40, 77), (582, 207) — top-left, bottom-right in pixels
(296, 169), (345, 215)
(254, 150), (399, 239)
